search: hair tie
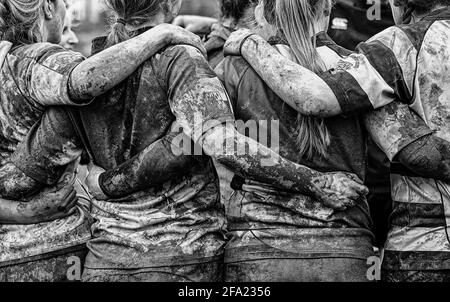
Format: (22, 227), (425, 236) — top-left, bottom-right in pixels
(402, 4), (415, 24)
(116, 18), (126, 25)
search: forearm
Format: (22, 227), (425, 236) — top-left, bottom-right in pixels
(99, 133), (197, 198)
(0, 199), (35, 224)
(201, 124), (323, 196)
(69, 29), (169, 101)
(0, 163), (42, 200)
(239, 35), (341, 117)
(397, 134), (450, 182)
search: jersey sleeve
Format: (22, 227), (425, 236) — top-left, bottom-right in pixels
(10, 107), (83, 185)
(26, 45), (90, 107)
(364, 101), (433, 161)
(157, 45), (235, 144)
(319, 26), (417, 117)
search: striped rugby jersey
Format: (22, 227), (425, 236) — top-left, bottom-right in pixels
(320, 8), (450, 271)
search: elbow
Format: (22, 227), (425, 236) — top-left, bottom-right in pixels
(201, 124), (238, 159)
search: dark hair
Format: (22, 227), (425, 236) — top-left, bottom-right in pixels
(263, 0), (277, 24)
(0, 0), (45, 45)
(221, 0), (258, 22)
(394, 0), (450, 21)
(105, 0), (170, 47)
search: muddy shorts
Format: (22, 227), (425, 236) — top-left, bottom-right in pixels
(224, 229), (375, 282)
(0, 244), (88, 282)
(82, 258), (224, 282)
(382, 269), (450, 282)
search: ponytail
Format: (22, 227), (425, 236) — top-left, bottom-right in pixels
(274, 0), (332, 159)
(104, 0), (170, 47)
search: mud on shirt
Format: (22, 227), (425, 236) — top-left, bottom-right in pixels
(0, 42), (91, 264)
(318, 8), (450, 271)
(81, 37), (234, 270)
(216, 33), (376, 262)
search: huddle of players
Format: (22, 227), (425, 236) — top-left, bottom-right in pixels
(0, 0), (449, 282)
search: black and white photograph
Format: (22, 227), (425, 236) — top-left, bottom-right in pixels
(0, 0), (449, 289)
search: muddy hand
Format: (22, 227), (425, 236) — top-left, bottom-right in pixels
(85, 163), (108, 201)
(311, 172), (369, 211)
(224, 28), (255, 57)
(20, 184), (79, 224)
(155, 23), (207, 58)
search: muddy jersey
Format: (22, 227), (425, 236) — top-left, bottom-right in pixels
(82, 36), (234, 270)
(216, 33), (376, 261)
(354, 8), (450, 271)
(0, 41), (91, 264)
(0, 41), (87, 171)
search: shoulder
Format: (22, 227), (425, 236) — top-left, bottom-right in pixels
(160, 44), (205, 61)
(357, 25), (417, 69)
(11, 42), (84, 63)
(365, 22), (433, 55)
(10, 43), (85, 76)
(153, 44), (214, 75)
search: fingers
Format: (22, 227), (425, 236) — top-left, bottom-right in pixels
(58, 189), (78, 212)
(342, 172), (364, 185)
(349, 181), (369, 197)
(60, 185), (77, 201)
(224, 29), (254, 56)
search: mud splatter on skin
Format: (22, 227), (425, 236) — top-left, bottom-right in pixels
(202, 124), (368, 210)
(364, 101), (434, 161)
(231, 33), (341, 117)
(399, 134), (450, 182)
(0, 163), (39, 200)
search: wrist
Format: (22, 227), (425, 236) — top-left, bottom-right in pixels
(98, 172), (112, 199)
(144, 27), (169, 49)
(91, 172), (109, 200)
(239, 33), (256, 57)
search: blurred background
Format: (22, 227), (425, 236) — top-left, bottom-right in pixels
(69, 0), (220, 55)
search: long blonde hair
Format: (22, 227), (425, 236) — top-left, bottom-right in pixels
(268, 0), (332, 160)
(0, 0), (45, 45)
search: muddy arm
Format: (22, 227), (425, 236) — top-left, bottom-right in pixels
(164, 45), (368, 210)
(0, 181), (77, 224)
(364, 101), (450, 182)
(96, 132), (198, 199)
(28, 25), (205, 107)
(224, 31), (342, 117)
(396, 135), (450, 182)
(0, 163), (41, 200)
(69, 24), (205, 102)
(8, 108), (197, 200)
(201, 123), (367, 209)
(225, 29), (411, 119)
